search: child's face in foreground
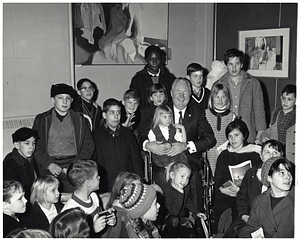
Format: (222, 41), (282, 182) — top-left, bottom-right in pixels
(15, 136), (36, 158)
(89, 171), (100, 192)
(281, 92), (296, 114)
(45, 184), (60, 204)
(213, 90), (228, 109)
(4, 190), (27, 216)
(268, 164), (292, 193)
(150, 91), (166, 106)
(103, 105), (121, 131)
(261, 143), (282, 162)
(52, 94), (73, 115)
(228, 128), (244, 150)
(78, 81), (95, 102)
(122, 98), (139, 114)
(188, 70), (203, 88)
(159, 112), (172, 127)
(171, 166), (191, 190)
(142, 196), (160, 222)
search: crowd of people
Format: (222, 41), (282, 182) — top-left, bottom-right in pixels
(3, 45), (295, 238)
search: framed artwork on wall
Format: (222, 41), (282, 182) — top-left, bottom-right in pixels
(72, 3), (169, 65)
(239, 28), (290, 78)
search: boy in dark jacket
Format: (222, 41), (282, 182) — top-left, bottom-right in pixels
(93, 98), (143, 192)
(3, 127), (39, 201)
(130, 45), (175, 110)
(32, 83), (95, 193)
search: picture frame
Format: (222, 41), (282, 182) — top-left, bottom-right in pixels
(72, 3), (169, 65)
(239, 28), (290, 78)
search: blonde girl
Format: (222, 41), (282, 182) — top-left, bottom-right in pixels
(162, 161), (206, 237)
(28, 175), (63, 230)
(148, 105), (187, 185)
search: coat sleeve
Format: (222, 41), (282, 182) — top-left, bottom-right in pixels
(236, 169), (252, 217)
(32, 114), (54, 172)
(162, 185), (182, 216)
(192, 111), (217, 152)
(238, 197), (262, 238)
(252, 78), (267, 132)
(76, 115), (95, 160)
(129, 133), (143, 179)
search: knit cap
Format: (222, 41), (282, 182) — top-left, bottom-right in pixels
(50, 83), (75, 98)
(119, 183), (156, 219)
(261, 156), (282, 187)
(12, 127), (39, 143)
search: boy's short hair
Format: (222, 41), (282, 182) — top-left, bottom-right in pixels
(3, 180), (24, 203)
(186, 63), (204, 76)
(144, 45), (162, 60)
(123, 89), (141, 104)
(12, 127), (39, 143)
(261, 157), (294, 187)
(76, 78), (96, 90)
(224, 48), (244, 65)
(67, 160), (98, 189)
(30, 175), (60, 205)
(103, 98), (122, 113)
(261, 139), (285, 156)
(281, 84), (296, 97)
(148, 83), (168, 104)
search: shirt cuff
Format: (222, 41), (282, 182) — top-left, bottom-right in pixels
(143, 140), (150, 151)
(187, 141), (196, 153)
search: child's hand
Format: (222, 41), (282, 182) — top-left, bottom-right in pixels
(197, 212), (207, 220)
(122, 113), (135, 128)
(174, 123), (183, 129)
(106, 213), (116, 226)
(241, 214), (250, 223)
(93, 214), (107, 233)
(219, 182), (239, 197)
(48, 163), (63, 177)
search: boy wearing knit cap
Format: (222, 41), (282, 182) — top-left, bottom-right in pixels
(3, 127), (39, 201)
(239, 157), (294, 238)
(119, 183), (161, 238)
(32, 83), (95, 193)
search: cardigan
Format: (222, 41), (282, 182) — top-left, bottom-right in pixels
(213, 70), (266, 143)
(205, 108), (235, 175)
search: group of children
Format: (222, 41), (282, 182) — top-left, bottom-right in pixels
(3, 44), (296, 238)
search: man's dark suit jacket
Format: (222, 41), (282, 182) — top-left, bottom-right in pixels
(139, 103), (216, 167)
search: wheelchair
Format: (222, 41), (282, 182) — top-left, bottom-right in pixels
(142, 150), (214, 238)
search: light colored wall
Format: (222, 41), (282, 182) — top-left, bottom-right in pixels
(3, 3), (72, 117)
(75, 3), (214, 107)
(2, 3), (214, 157)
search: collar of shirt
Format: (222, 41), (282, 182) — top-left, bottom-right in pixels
(173, 106), (187, 124)
(147, 68), (161, 77)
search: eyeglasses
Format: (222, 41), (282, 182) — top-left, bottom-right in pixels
(80, 87), (95, 92)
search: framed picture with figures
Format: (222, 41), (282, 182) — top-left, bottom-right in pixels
(71, 3), (169, 65)
(239, 28), (290, 78)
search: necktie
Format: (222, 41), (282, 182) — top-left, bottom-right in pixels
(179, 111), (183, 124)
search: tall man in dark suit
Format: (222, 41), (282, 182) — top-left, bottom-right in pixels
(141, 77), (216, 221)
